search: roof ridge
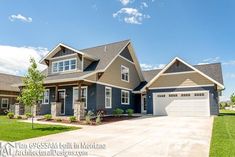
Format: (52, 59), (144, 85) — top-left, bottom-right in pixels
(142, 68), (162, 72)
(194, 62), (221, 66)
(79, 39), (130, 51)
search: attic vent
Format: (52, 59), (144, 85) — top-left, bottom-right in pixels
(104, 46), (107, 52)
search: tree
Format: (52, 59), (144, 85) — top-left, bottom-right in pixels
(231, 93), (235, 105)
(17, 58), (45, 129)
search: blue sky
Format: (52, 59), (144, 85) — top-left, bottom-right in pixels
(0, 0), (234, 101)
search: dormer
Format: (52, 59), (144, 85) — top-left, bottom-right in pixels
(40, 43), (98, 76)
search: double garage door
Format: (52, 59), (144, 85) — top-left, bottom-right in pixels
(153, 91), (210, 117)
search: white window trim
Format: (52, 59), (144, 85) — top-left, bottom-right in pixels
(43, 89), (50, 104)
(51, 58), (77, 74)
(105, 87), (112, 109)
(121, 65), (129, 82)
(1, 98), (9, 109)
(73, 86), (88, 109)
(121, 90), (130, 105)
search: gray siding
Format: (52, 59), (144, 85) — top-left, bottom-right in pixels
(164, 61), (193, 73)
(147, 86), (219, 115)
(120, 46), (134, 62)
(96, 84), (135, 115)
(52, 48), (76, 58)
(39, 83), (137, 116)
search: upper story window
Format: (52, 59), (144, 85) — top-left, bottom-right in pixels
(52, 58), (77, 73)
(121, 65), (129, 82)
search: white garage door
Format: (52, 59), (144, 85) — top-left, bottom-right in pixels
(153, 91), (210, 117)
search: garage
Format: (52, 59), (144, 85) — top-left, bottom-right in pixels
(153, 91), (210, 116)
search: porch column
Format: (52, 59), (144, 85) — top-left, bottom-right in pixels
(51, 84), (61, 117)
(74, 81), (85, 120)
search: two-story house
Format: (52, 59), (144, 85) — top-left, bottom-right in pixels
(27, 40), (224, 117)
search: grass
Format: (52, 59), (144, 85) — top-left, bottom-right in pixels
(209, 110), (235, 157)
(0, 116), (79, 142)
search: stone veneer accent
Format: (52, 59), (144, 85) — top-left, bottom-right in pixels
(51, 102), (62, 117)
(74, 101), (85, 121)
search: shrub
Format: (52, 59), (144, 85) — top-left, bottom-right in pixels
(113, 108), (124, 117)
(69, 116), (77, 122)
(56, 118), (62, 122)
(7, 112), (14, 119)
(17, 115), (22, 119)
(96, 111), (103, 125)
(44, 114), (52, 121)
(85, 110), (94, 125)
(25, 113), (32, 118)
(126, 109), (134, 116)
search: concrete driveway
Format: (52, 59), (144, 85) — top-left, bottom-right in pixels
(20, 116), (213, 157)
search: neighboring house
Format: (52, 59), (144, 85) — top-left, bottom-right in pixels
(0, 73), (22, 114)
(22, 40), (224, 117)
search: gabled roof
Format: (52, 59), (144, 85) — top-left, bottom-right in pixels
(40, 43), (98, 64)
(0, 73), (22, 92)
(139, 57), (225, 91)
(81, 40), (144, 81)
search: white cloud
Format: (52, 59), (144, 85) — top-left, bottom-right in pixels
(223, 60), (235, 66)
(119, 0), (134, 5)
(113, 8), (150, 24)
(9, 14), (32, 23)
(0, 45), (48, 76)
(140, 63), (166, 70)
(140, 2), (148, 9)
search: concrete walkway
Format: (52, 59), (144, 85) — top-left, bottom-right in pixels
(20, 116), (213, 157)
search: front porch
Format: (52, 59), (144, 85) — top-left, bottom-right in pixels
(40, 80), (93, 119)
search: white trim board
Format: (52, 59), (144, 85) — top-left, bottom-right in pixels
(118, 55), (135, 64)
(148, 84), (215, 90)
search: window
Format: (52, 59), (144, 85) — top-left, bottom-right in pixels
(195, 93), (205, 97)
(73, 87), (87, 109)
(181, 93), (191, 97)
(121, 65), (129, 82)
(52, 62), (58, 73)
(52, 58), (77, 73)
(105, 87), (112, 108)
(169, 94), (178, 97)
(121, 90), (129, 105)
(157, 94), (165, 98)
(43, 89), (50, 104)
(64, 60), (70, 71)
(1, 98), (8, 109)
(70, 59), (76, 70)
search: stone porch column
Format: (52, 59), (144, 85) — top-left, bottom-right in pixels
(14, 103), (20, 116)
(51, 102), (61, 117)
(74, 101), (85, 121)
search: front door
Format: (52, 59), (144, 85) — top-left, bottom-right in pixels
(141, 94), (147, 113)
(58, 89), (66, 115)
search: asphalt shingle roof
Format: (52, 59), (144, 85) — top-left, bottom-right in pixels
(80, 40), (130, 71)
(138, 63), (224, 91)
(0, 73), (22, 92)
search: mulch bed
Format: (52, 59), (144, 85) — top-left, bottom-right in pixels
(38, 116), (140, 126)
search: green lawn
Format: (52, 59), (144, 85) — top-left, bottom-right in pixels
(209, 110), (235, 157)
(0, 116), (79, 142)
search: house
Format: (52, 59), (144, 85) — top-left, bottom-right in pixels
(31, 40), (224, 117)
(0, 73), (22, 114)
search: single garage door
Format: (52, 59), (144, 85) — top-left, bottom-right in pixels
(153, 91), (210, 116)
